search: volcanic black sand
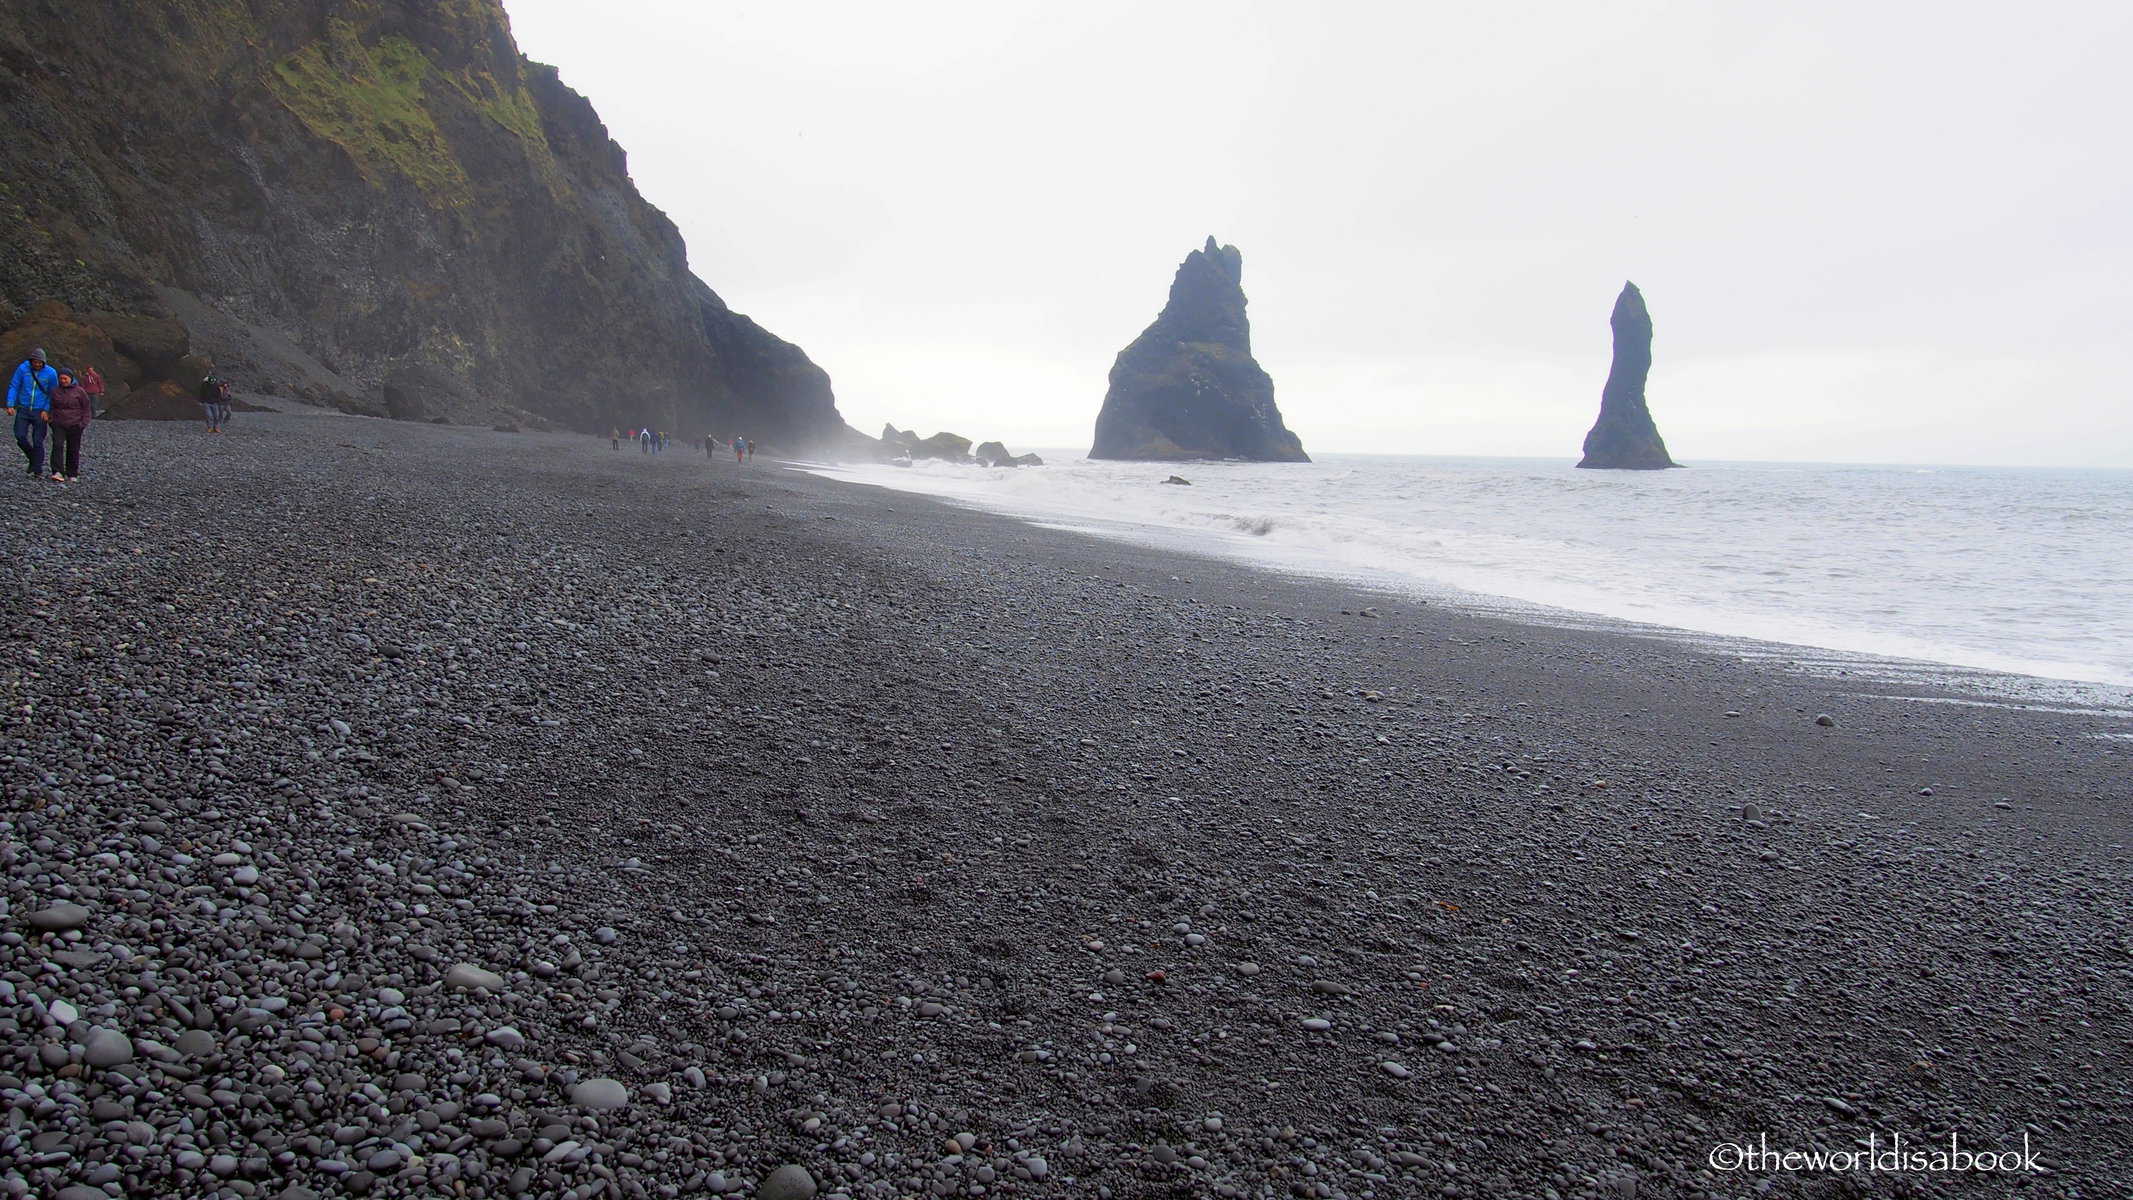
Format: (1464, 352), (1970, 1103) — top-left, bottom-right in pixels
(4, 410), (2128, 1200)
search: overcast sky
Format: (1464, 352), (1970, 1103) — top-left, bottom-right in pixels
(502, 0), (2132, 467)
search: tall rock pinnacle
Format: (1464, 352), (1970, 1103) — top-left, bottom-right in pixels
(1577, 282), (1679, 470)
(1090, 237), (1308, 462)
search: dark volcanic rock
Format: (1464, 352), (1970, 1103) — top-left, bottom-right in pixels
(912, 432), (973, 462)
(0, 1), (859, 449)
(1577, 282), (1679, 470)
(1091, 237), (1307, 462)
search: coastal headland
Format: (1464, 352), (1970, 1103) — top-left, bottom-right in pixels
(4, 413), (2128, 1198)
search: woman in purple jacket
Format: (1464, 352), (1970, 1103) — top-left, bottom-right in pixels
(47, 369), (94, 482)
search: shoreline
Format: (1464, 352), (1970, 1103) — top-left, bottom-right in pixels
(799, 456), (2133, 705)
(4, 412), (2128, 1198)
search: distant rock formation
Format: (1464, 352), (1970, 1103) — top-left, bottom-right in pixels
(880, 425), (1041, 466)
(1090, 237), (1307, 462)
(1577, 282), (1679, 470)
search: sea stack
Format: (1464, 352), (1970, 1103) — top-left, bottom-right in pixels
(1577, 282), (1679, 470)
(1090, 237), (1308, 462)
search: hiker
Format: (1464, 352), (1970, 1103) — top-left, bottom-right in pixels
(746, 438), (756, 462)
(7, 347), (56, 476)
(198, 364), (231, 433)
(79, 364), (105, 414)
(46, 368), (93, 482)
(611, 427), (620, 450)
(703, 432), (715, 457)
(639, 427), (653, 454)
(732, 434), (745, 463)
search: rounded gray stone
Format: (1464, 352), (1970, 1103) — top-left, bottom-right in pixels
(84, 1028), (135, 1067)
(26, 902), (90, 933)
(445, 962), (505, 991)
(569, 1077), (628, 1111)
(757, 1164), (818, 1200)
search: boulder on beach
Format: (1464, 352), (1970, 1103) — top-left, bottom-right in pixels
(975, 440), (1042, 467)
(1577, 282), (1679, 470)
(1091, 237), (1308, 463)
(913, 431), (973, 461)
(1163, 475), (1192, 486)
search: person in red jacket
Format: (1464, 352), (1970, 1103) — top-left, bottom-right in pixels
(79, 364), (105, 412)
(46, 369), (94, 482)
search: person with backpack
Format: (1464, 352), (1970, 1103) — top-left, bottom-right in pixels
(197, 363), (233, 433)
(7, 347), (57, 476)
(46, 368), (93, 482)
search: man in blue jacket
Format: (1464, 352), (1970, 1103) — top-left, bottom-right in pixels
(7, 347), (57, 476)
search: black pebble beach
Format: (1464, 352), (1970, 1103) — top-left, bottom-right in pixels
(3, 411), (2128, 1199)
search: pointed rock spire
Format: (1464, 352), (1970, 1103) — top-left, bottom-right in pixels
(1577, 282), (1679, 469)
(1090, 238), (1308, 462)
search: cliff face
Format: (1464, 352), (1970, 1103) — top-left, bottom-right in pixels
(1577, 282), (1678, 469)
(1090, 237), (1307, 463)
(0, 0), (855, 446)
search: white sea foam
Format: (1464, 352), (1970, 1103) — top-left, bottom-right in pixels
(797, 452), (2133, 693)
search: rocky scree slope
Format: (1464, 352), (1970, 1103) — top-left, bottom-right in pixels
(0, 0), (854, 446)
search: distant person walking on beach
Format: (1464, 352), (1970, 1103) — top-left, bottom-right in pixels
(746, 438), (756, 462)
(610, 427), (620, 450)
(46, 368), (92, 482)
(703, 432), (715, 457)
(8, 348), (56, 476)
(197, 365), (232, 433)
(732, 434), (745, 463)
(639, 427), (653, 454)
(79, 364), (105, 415)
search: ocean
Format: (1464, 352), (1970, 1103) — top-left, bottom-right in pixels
(800, 453), (2133, 693)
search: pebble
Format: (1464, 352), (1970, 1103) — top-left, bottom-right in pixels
(569, 1077), (629, 1110)
(25, 902), (90, 933)
(758, 1163), (818, 1200)
(1814, 713), (1836, 727)
(445, 962), (506, 992)
(1380, 1061), (1410, 1079)
(84, 1028), (135, 1067)
(174, 1029), (218, 1057)
(485, 1026), (528, 1051)
(1300, 1018), (1332, 1032)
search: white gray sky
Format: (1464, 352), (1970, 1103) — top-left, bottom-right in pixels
(502, 0), (2133, 467)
